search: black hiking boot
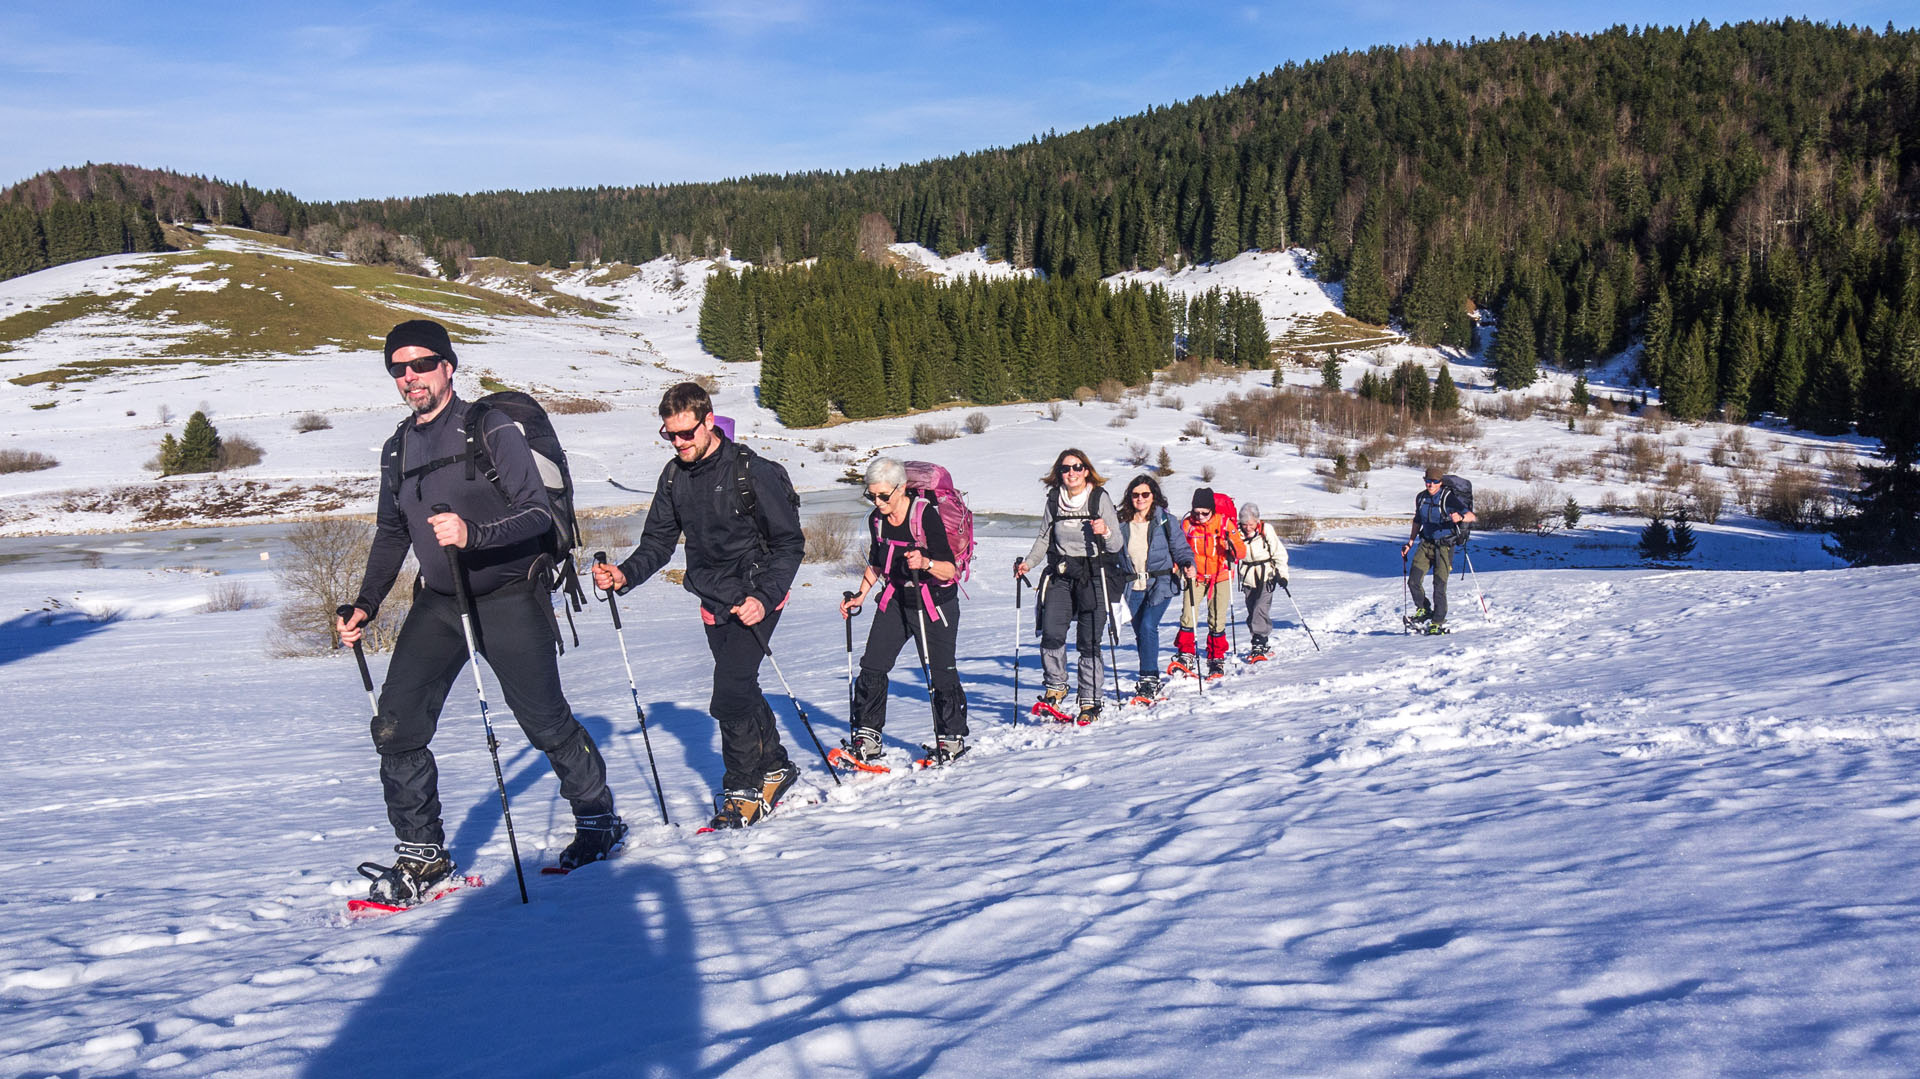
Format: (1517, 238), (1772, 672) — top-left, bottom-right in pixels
(760, 765), (797, 810)
(1206, 657), (1226, 678)
(1076, 700), (1102, 726)
(923, 735), (969, 764)
(357, 842), (455, 905)
(1132, 674), (1163, 700)
(557, 813), (628, 870)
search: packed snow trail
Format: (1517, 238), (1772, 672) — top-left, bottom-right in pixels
(2, 527), (1917, 1076)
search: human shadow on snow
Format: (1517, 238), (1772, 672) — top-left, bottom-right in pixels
(0, 610), (118, 667)
(304, 856), (704, 1078)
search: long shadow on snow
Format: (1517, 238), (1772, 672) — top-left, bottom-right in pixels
(304, 861), (703, 1078)
(0, 610), (117, 667)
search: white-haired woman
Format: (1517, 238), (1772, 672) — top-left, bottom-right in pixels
(837, 457), (967, 767)
(1234, 501), (1289, 661)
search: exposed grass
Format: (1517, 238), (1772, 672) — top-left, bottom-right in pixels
(543, 396), (612, 414)
(464, 257), (618, 317)
(1, 249), (565, 370)
(1276, 311), (1402, 350)
(584, 264), (643, 286)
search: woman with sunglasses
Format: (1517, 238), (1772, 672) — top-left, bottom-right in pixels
(1115, 474), (1195, 703)
(836, 458), (967, 768)
(1015, 449), (1124, 724)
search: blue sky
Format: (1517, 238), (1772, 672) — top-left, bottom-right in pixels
(3, 1), (1914, 201)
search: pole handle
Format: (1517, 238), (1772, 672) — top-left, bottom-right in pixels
(593, 551), (622, 628)
(335, 604), (375, 691)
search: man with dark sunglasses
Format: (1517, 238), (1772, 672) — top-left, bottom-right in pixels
(336, 319), (623, 904)
(592, 381), (805, 830)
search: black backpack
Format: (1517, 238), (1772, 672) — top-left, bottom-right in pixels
(1440, 474), (1473, 543)
(382, 391), (589, 643)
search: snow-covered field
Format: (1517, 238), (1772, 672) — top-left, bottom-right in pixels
(2, 519), (1915, 1077)
(2, 232), (1907, 1076)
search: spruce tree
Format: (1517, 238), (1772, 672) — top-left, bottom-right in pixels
(1571, 375), (1591, 415)
(1665, 324), (1715, 420)
(170, 412), (222, 474)
(1321, 353), (1342, 391)
(1669, 512), (1697, 558)
(777, 350), (829, 427)
(1342, 208), (1390, 326)
(1492, 296), (1537, 389)
(1433, 364), (1461, 415)
(1637, 517), (1673, 560)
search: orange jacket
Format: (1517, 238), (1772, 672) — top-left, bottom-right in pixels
(1182, 513), (1246, 583)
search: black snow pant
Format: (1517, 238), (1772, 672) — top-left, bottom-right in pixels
(373, 576), (613, 847)
(1409, 540), (1455, 623)
(852, 597), (968, 740)
(1037, 571), (1107, 705)
(702, 606), (795, 794)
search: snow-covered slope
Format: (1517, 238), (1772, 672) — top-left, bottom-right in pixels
(0, 522), (1913, 1076)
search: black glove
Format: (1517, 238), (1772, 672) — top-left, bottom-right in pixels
(1278, 576), (1288, 589)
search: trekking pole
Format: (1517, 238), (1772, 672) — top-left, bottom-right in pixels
(594, 552), (668, 826)
(335, 604), (381, 721)
(908, 573), (935, 687)
(432, 504), (528, 905)
(1012, 558), (1028, 722)
(742, 620), (841, 787)
(1280, 583), (1320, 652)
(1227, 575), (1239, 657)
(1461, 548), (1492, 623)
(1186, 575), (1206, 699)
(1401, 547), (1412, 634)
(841, 590), (860, 722)
(1094, 562), (1124, 706)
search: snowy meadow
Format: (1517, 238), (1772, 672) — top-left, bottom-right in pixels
(2, 235), (1913, 1078)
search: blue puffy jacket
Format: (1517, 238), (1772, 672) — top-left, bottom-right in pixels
(1119, 508), (1196, 604)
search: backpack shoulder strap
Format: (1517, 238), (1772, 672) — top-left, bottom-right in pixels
(731, 442), (759, 521)
(462, 400), (496, 484)
(381, 416), (411, 495)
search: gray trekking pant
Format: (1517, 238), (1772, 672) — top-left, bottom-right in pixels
(1409, 540), (1454, 622)
(1037, 572), (1107, 705)
(1243, 580), (1276, 637)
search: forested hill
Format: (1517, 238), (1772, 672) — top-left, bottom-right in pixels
(5, 21), (1918, 437)
(331, 20), (1920, 437)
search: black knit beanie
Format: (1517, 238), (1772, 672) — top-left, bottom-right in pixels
(1192, 487), (1215, 511)
(383, 320), (458, 370)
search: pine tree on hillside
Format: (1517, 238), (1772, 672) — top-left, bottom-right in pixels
(777, 349), (829, 428)
(1320, 353), (1342, 391)
(1637, 517), (1673, 560)
(1492, 296), (1537, 389)
(1669, 512), (1697, 558)
(1433, 363), (1461, 415)
(171, 411), (222, 474)
(1665, 323), (1716, 420)
(1343, 206), (1390, 326)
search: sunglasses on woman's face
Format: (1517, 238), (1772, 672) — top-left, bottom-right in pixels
(1059, 462), (1088, 475)
(1130, 490), (1154, 500)
(864, 486), (900, 505)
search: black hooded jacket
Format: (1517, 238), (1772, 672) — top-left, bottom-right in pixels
(615, 434), (804, 617)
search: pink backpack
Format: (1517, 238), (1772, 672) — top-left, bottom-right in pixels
(870, 460), (975, 618)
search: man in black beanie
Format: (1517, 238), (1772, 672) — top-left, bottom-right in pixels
(335, 319), (623, 903)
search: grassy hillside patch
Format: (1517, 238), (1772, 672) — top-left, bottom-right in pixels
(464, 258), (617, 317)
(0, 249), (563, 371)
(1276, 311), (1402, 352)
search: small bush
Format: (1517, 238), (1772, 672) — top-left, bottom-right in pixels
(576, 513), (639, 558)
(1155, 447), (1174, 477)
(216, 435), (265, 471)
(1476, 485), (1558, 534)
(1759, 466), (1826, 529)
(1107, 414), (1131, 428)
(913, 422), (959, 444)
(1047, 401), (1065, 422)
(1689, 477), (1725, 524)
(1183, 419), (1206, 438)
(203, 580), (257, 612)
(965, 412), (990, 435)
(273, 517), (413, 655)
(1272, 515), (1318, 545)
(1096, 379), (1127, 404)
(802, 513), (859, 565)
(294, 412), (332, 433)
(1161, 395), (1185, 411)
(1126, 441), (1152, 467)
(1200, 465), (1216, 483)
(0, 449), (58, 473)
(544, 396), (613, 415)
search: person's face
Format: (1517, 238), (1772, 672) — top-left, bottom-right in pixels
(390, 346), (452, 416)
(1129, 486), (1154, 515)
(866, 483), (904, 512)
(1058, 457), (1089, 492)
(1192, 508), (1213, 525)
(1426, 479), (1443, 494)
(660, 410), (716, 462)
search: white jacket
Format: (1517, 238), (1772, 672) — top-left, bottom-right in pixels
(1236, 522), (1290, 590)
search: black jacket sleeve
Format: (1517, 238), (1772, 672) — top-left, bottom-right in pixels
(352, 434), (411, 619)
(749, 458), (804, 610)
(616, 461), (684, 593)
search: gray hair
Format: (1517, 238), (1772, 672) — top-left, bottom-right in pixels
(864, 456), (907, 488)
(1239, 501), (1262, 523)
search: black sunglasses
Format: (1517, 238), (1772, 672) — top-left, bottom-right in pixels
(864, 485), (901, 505)
(1130, 489), (1155, 499)
(659, 423), (702, 443)
(1058, 462), (1089, 474)
(387, 356), (444, 378)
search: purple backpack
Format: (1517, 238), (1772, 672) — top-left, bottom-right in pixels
(870, 461), (975, 617)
